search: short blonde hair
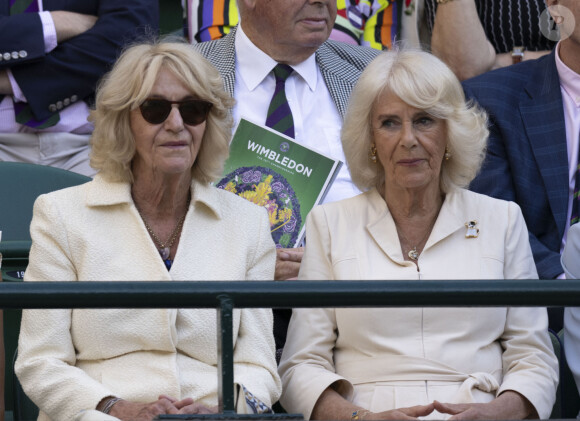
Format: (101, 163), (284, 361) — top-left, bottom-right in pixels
(90, 40), (234, 183)
(342, 48), (488, 193)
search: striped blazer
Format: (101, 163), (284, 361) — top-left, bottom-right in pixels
(193, 25), (381, 119)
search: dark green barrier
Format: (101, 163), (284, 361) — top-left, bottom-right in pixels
(2, 280), (579, 414)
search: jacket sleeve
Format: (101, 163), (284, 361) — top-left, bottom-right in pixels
(498, 306), (559, 418)
(278, 305), (352, 419)
(233, 307), (282, 408)
(232, 204), (280, 406)
(0, 13), (45, 65)
(564, 308), (580, 398)
(497, 202), (559, 418)
(15, 194), (115, 420)
(5, 0), (159, 121)
(278, 207), (353, 418)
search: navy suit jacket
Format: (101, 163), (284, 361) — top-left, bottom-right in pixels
(0, 0), (158, 121)
(464, 49), (567, 280)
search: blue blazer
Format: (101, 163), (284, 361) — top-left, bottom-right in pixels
(464, 49), (567, 280)
(0, 0), (158, 121)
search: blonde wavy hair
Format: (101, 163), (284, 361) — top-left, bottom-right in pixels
(342, 48), (488, 194)
(89, 40), (234, 183)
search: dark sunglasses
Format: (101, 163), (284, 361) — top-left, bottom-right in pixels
(139, 98), (213, 126)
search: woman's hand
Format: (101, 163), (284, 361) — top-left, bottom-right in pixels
(311, 386), (435, 420)
(161, 394), (218, 415)
(433, 391), (536, 420)
(108, 395), (218, 421)
(365, 403), (435, 420)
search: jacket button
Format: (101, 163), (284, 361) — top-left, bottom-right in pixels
(18, 50), (27, 58)
(11, 51), (19, 59)
(3, 52), (11, 61)
(70, 95), (78, 103)
(56, 101), (64, 110)
(48, 104), (57, 112)
(63, 98), (70, 106)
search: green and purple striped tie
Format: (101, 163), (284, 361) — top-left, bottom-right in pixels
(572, 160), (580, 225)
(265, 64), (294, 138)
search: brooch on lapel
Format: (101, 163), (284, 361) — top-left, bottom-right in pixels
(465, 220), (479, 238)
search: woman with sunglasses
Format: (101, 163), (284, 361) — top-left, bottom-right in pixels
(14, 41), (281, 421)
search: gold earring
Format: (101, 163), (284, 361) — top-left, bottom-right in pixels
(444, 146), (451, 161)
(370, 144), (377, 163)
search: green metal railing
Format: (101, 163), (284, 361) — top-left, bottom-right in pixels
(2, 280), (580, 416)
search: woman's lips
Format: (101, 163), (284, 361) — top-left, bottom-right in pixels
(397, 158), (424, 166)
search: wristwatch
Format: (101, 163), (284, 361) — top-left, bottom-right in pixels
(511, 46), (525, 64)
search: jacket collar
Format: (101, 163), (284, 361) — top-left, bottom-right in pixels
(84, 174), (223, 219)
(365, 188), (470, 261)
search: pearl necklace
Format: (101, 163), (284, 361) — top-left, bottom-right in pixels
(136, 197), (190, 270)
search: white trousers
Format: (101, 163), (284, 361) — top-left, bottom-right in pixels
(0, 132), (96, 177)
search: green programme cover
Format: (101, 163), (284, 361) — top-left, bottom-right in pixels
(216, 119), (342, 248)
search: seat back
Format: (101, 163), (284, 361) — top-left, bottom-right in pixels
(558, 329), (580, 418)
(550, 329), (563, 418)
(0, 162), (91, 417)
(0, 162), (91, 242)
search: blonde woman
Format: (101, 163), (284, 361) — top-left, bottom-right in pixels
(16, 41), (281, 421)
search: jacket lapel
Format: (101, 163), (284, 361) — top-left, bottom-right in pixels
(195, 28), (237, 97)
(365, 189), (466, 261)
(520, 50), (568, 238)
(217, 29), (237, 97)
(315, 42), (361, 118)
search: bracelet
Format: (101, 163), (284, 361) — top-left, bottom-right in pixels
(100, 397), (123, 414)
(351, 409), (371, 421)
(436, 0), (456, 3)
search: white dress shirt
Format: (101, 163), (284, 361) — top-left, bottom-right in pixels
(233, 24), (361, 204)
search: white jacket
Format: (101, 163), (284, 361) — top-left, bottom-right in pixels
(279, 188), (558, 419)
(16, 174), (282, 421)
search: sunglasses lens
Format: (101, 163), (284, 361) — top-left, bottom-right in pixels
(140, 99), (213, 126)
(140, 100), (171, 125)
(180, 101), (213, 126)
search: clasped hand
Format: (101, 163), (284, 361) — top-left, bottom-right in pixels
(360, 391), (533, 420)
(108, 395), (217, 421)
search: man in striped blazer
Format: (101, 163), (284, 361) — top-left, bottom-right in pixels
(194, 0), (380, 356)
(194, 0), (380, 281)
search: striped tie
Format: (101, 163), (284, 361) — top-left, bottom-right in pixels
(10, 0), (38, 14)
(572, 160), (580, 226)
(10, 0), (60, 128)
(265, 64), (294, 138)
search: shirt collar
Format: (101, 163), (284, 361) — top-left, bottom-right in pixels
(235, 24), (319, 92)
(85, 174), (222, 219)
(555, 42), (580, 107)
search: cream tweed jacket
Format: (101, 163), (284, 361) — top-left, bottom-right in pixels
(15, 174), (282, 421)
